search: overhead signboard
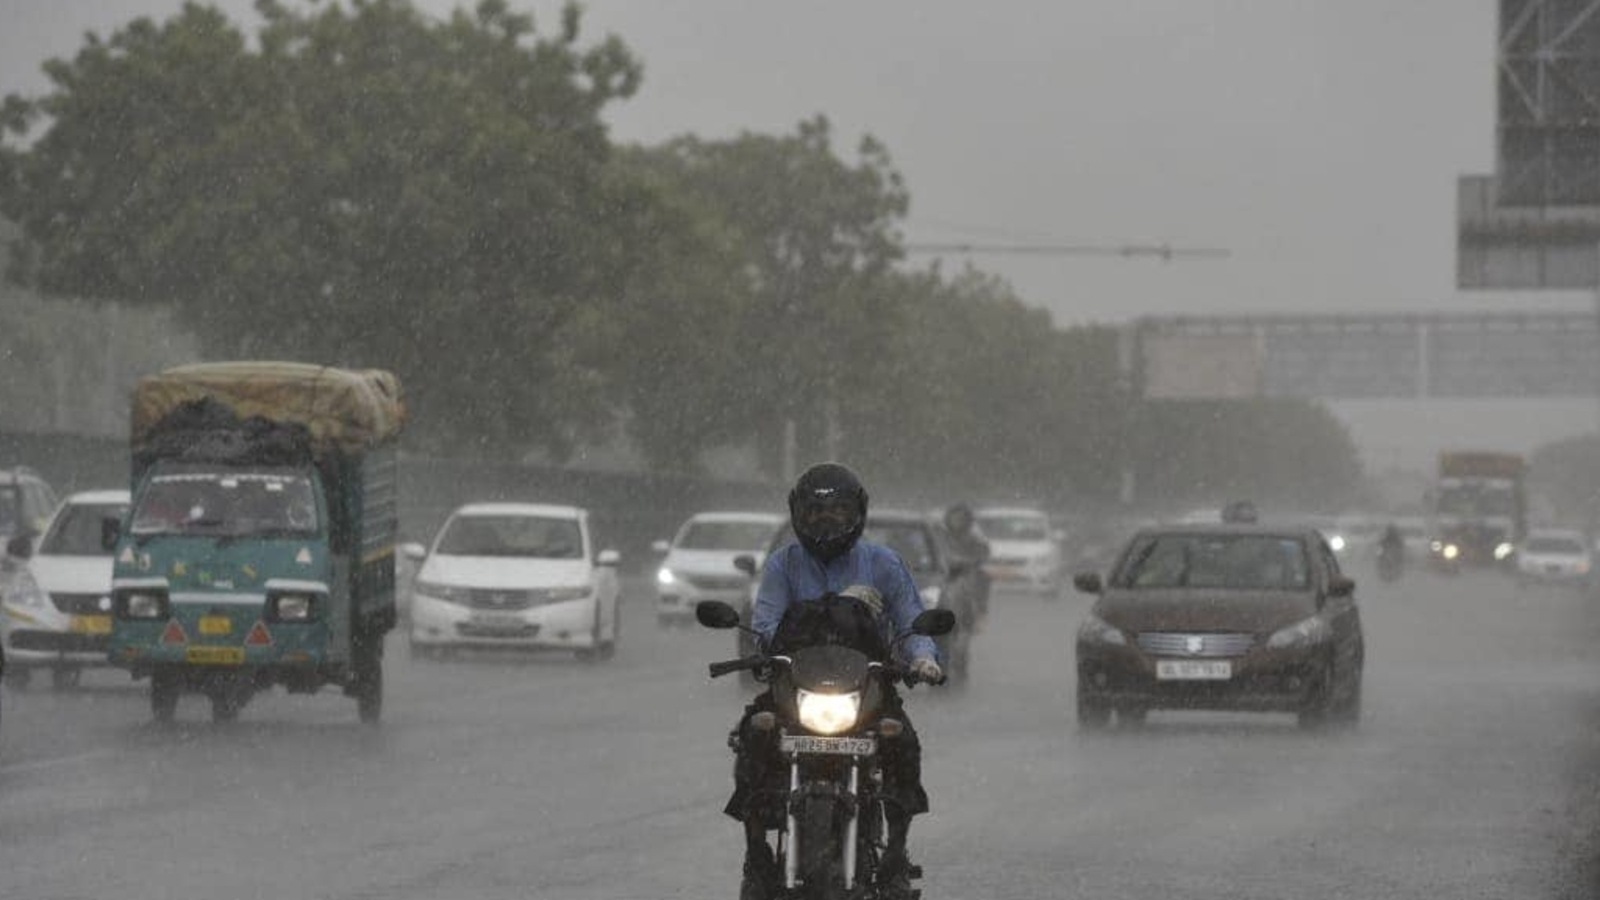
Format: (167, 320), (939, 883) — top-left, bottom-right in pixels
(1141, 333), (1263, 400)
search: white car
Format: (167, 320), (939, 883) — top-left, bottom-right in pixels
(1, 489), (129, 689)
(653, 511), (783, 627)
(1516, 529), (1593, 589)
(976, 507), (1062, 597)
(404, 503), (622, 660)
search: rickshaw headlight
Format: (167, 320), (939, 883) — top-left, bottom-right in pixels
(268, 592), (318, 622)
(118, 590), (169, 620)
(796, 690), (861, 735)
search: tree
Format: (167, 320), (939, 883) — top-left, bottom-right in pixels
(0, 0), (642, 457)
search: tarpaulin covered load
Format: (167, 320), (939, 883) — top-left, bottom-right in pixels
(132, 362), (405, 456)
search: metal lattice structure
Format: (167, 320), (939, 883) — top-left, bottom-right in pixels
(1498, 0), (1600, 206)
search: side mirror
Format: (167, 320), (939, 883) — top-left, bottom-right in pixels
(1328, 575), (1356, 598)
(910, 608), (957, 637)
(597, 549), (621, 567)
(6, 533), (33, 560)
(1073, 571), (1103, 594)
(401, 542), (428, 562)
(651, 539), (671, 555)
(695, 600), (742, 629)
(101, 516), (122, 552)
(733, 554), (758, 577)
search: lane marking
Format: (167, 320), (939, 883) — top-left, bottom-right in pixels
(0, 747), (119, 776)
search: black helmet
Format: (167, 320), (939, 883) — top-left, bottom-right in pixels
(944, 502), (974, 533)
(789, 463), (868, 563)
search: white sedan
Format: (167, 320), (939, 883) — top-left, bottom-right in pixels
(404, 503), (621, 661)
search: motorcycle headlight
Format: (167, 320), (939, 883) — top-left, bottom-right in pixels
(1328, 534), (1347, 553)
(796, 690), (861, 735)
(1494, 543), (1515, 561)
(1266, 616), (1331, 650)
(1077, 612), (1127, 646)
(656, 567), (676, 586)
(414, 579), (472, 605)
(1443, 544), (1460, 561)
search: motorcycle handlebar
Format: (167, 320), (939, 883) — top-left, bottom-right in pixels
(708, 655), (766, 679)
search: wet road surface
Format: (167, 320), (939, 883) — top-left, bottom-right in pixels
(1, 567), (1596, 899)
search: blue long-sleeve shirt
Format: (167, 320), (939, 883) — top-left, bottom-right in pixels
(752, 539), (938, 664)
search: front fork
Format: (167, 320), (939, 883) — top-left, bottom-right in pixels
(783, 757), (864, 892)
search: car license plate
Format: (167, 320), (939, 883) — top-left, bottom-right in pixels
(198, 615), (233, 636)
(69, 614), (112, 635)
(1156, 659), (1233, 681)
(469, 612), (525, 630)
(187, 646), (245, 665)
(780, 735), (877, 756)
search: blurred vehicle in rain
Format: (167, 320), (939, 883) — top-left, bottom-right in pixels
(406, 503), (621, 661)
(1073, 523), (1364, 730)
(735, 511), (973, 682)
(0, 466), (60, 549)
(974, 507), (1062, 598)
(1, 489), (129, 690)
(1514, 528), (1593, 590)
(652, 511), (783, 628)
(1429, 451), (1526, 570)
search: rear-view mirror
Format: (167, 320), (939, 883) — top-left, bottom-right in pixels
(1328, 575), (1355, 598)
(651, 539), (671, 555)
(1073, 571), (1103, 594)
(101, 516), (122, 552)
(911, 608), (957, 637)
(696, 600), (742, 630)
(733, 554), (758, 577)
(597, 549), (621, 567)
(401, 542), (427, 562)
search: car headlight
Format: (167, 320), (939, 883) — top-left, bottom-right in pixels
(268, 592), (319, 622)
(414, 579), (472, 605)
(1328, 534), (1347, 553)
(1077, 612), (1127, 646)
(116, 589), (170, 620)
(1494, 543), (1515, 561)
(1442, 544), (1460, 560)
(1266, 616), (1331, 650)
(921, 585), (942, 608)
(797, 690), (861, 735)
(3, 570), (50, 611)
(657, 567), (676, 586)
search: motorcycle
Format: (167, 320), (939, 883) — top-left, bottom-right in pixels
(696, 598), (955, 900)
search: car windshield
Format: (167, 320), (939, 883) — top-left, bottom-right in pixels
(864, 521), (939, 573)
(976, 514), (1049, 541)
(40, 502), (128, 556)
(130, 470), (319, 538)
(677, 520), (776, 552)
(436, 514), (584, 559)
(1526, 537), (1586, 555)
(1116, 534), (1311, 590)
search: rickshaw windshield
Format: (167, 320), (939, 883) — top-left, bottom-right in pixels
(131, 468), (320, 539)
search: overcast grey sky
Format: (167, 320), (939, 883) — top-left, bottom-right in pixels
(0, 0), (1582, 326)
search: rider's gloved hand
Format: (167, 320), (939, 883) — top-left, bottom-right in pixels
(911, 657), (943, 684)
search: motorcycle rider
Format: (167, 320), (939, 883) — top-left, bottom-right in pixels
(940, 502), (992, 628)
(1378, 522), (1405, 569)
(727, 462), (943, 897)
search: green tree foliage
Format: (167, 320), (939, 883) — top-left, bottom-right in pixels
(0, 0), (642, 457)
(1529, 433), (1600, 526)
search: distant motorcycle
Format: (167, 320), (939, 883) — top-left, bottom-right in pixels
(697, 599), (954, 900)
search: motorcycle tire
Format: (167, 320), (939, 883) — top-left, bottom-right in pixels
(797, 795), (843, 898)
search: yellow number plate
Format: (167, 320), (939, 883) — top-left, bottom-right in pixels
(186, 646), (245, 665)
(198, 616), (233, 636)
(69, 615), (112, 635)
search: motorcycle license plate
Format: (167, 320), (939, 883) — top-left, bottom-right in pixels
(781, 736), (877, 756)
(1156, 660), (1232, 681)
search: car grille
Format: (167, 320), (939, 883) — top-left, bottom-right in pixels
(50, 592), (111, 615)
(990, 556), (1029, 567)
(1136, 632), (1256, 657)
(463, 589), (541, 611)
(683, 573), (748, 591)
